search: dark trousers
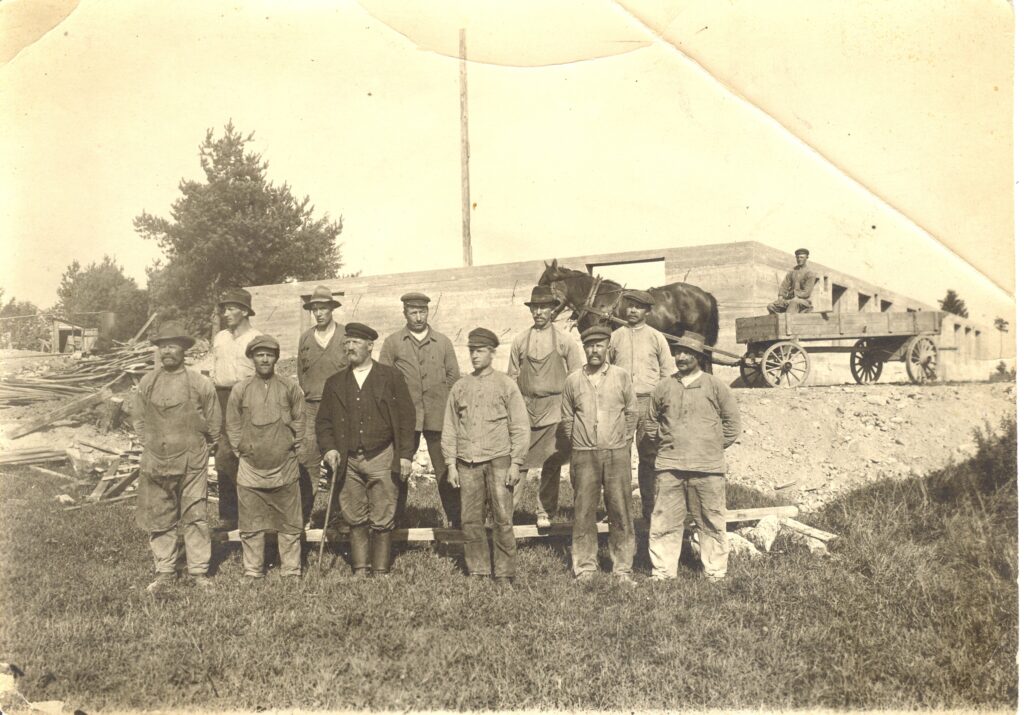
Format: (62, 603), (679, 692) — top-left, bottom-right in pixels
(459, 456), (516, 578)
(396, 430), (461, 528)
(214, 387), (239, 522)
(570, 447), (635, 576)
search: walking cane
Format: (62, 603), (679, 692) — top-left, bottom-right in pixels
(317, 463), (340, 571)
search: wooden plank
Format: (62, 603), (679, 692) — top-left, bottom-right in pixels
(63, 493), (137, 511)
(130, 313), (158, 344)
(76, 440), (122, 455)
(103, 468), (139, 498)
(781, 517), (838, 542)
(87, 459), (120, 501)
(28, 465), (88, 486)
(6, 387), (114, 440)
(218, 506), (801, 544)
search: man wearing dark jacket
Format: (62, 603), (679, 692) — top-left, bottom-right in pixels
(315, 322), (416, 576)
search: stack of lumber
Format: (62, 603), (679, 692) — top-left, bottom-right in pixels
(0, 447), (68, 466)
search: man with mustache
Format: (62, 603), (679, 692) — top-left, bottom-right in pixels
(643, 331), (741, 582)
(379, 292), (462, 528)
(316, 323), (416, 576)
(296, 286), (348, 527)
(507, 284), (584, 528)
(133, 321), (221, 594)
(226, 335), (306, 581)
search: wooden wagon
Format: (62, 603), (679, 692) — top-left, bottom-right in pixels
(731, 311), (946, 388)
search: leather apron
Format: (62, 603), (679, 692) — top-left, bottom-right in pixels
(517, 327), (567, 428)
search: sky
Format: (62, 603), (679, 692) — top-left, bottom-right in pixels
(0, 0), (1015, 336)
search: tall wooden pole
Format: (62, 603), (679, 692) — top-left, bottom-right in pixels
(459, 28), (473, 267)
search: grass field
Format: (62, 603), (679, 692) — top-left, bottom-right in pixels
(0, 419), (1017, 712)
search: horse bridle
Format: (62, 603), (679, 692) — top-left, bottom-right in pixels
(551, 274), (626, 326)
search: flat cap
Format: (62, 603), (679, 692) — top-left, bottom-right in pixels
(245, 334), (281, 358)
(623, 289), (655, 307)
(218, 287), (255, 316)
(467, 327), (499, 349)
(400, 292), (431, 306)
(344, 322), (378, 341)
(795, 248), (810, 256)
(580, 325), (612, 344)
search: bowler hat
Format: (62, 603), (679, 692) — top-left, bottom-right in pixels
(303, 286), (341, 311)
(795, 248), (810, 257)
(150, 320), (196, 350)
(467, 327), (499, 349)
(218, 288), (255, 316)
(400, 292), (431, 307)
(623, 289), (655, 307)
(344, 322), (378, 341)
(580, 325), (612, 344)
(524, 285), (559, 307)
(245, 334), (281, 358)
(670, 331), (706, 355)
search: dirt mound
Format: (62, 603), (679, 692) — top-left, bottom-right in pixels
(726, 382), (1016, 509)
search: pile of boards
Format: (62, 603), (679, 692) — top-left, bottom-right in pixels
(38, 441), (142, 511)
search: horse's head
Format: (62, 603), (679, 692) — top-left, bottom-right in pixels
(537, 258), (562, 286)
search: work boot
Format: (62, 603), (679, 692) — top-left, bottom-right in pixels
(370, 529), (392, 576)
(189, 574), (215, 589)
(146, 572), (176, 595)
(349, 525), (371, 577)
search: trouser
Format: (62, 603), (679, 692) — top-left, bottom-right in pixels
(767, 297), (813, 314)
(459, 456), (516, 578)
(214, 387), (239, 522)
(649, 470), (728, 579)
(338, 445), (399, 531)
(396, 430), (461, 528)
(241, 532), (302, 577)
(635, 394), (657, 523)
(139, 464), (211, 576)
(570, 447), (634, 576)
(298, 399), (328, 524)
(513, 444), (569, 519)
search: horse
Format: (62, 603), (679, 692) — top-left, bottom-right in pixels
(537, 259), (720, 353)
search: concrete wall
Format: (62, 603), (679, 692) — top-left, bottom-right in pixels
(247, 240), (994, 384)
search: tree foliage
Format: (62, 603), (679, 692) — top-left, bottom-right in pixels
(134, 122), (344, 333)
(938, 289), (969, 318)
(55, 256), (149, 341)
(0, 289), (49, 350)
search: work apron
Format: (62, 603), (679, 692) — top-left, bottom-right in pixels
(518, 328), (568, 469)
(138, 371), (208, 531)
(237, 383), (301, 532)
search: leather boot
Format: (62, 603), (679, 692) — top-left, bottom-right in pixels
(349, 525), (371, 576)
(370, 529), (392, 576)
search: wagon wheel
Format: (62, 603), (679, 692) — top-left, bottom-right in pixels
(739, 351), (764, 387)
(760, 341), (810, 388)
(905, 335), (939, 384)
(850, 338), (885, 385)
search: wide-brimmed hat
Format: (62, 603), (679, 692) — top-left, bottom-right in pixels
(400, 292), (431, 308)
(524, 285), (559, 307)
(670, 331), (706, 355)
(345, 322), (378, 341)
(303, 285), (341, 311)
(150, 320), (196, 350)
(467, 327), (499, 348)
(623, 289), (655, 307)
(580, 325), (612, 344)
(795, 248), (810, 257)
(245, 334), (281, 358)
(218, 288), (255, 316)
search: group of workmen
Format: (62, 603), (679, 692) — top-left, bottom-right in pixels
(134, 273), (747, 593)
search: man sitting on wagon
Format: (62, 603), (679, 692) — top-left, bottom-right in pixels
(767, 248), (817, 314)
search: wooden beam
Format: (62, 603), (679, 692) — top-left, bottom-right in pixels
(6, 382), (119, 440)
(29, 465), (88, 486)
(214, 506), (800, 544)
(103, 468), (139, 498)
(781, 517), (838, 542)
(129, 313), (158, 344)
(63, 493), (137, 511)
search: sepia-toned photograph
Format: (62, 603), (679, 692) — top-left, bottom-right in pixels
(0, 1), (1017, 712)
